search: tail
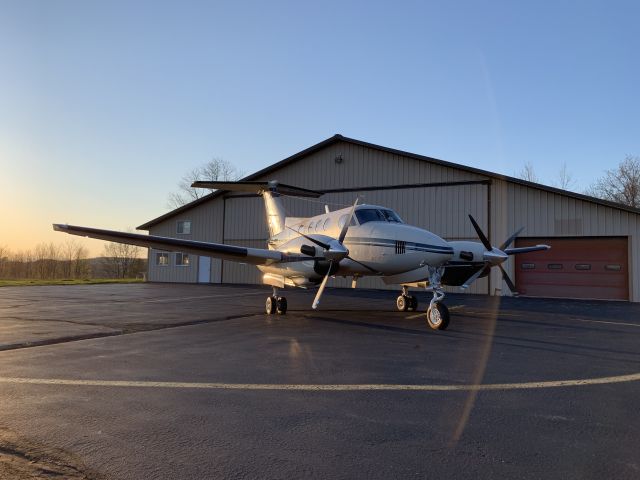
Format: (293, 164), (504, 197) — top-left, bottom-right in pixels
(191, 180), (322, 237)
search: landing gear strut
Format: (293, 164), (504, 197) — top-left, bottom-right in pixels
(396, 286), (418, 312)
(265, 287), (287, 315)
(425, 267), (450, 330)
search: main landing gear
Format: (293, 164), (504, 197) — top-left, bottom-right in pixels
(396, 286), (418, 312)
(265, 287), (287, 315)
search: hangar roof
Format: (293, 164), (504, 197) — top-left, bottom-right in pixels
(138, 134), (640, 230)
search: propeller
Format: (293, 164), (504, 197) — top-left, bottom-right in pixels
(312, 198), (356, 309)
(287, 198), (378, 309)
(464, 215), (549, 294)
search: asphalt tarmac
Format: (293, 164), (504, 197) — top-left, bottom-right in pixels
(0, 283), (639, 479)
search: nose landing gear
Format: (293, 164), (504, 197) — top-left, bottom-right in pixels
(425, 267), (450, 330)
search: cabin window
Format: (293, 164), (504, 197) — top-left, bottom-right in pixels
(175, 253), (190, 267)
(177, 221), (191, 235)
(323, 218), (331, 230)
(155, 252), (169, 266)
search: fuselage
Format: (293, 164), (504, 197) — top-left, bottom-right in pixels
(258, 204), (453, 285)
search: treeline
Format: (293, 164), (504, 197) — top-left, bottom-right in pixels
(0, 240), (147, 280)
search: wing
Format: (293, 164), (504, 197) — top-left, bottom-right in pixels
(53, 224), (283, 265)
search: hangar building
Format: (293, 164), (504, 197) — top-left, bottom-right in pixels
(138, 134), (640, 302)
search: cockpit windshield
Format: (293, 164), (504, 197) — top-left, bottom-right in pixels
(355, 208), (403, 225)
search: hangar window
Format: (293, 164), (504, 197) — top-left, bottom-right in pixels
(175, 253), (190, 267)
(547, 263), (563, 270)
(155, 252), (169, 266)
(605, 264), (622, 271)
(177, 221), (191, 235)
(521, 263), (535, 270)
(575, 264), (591, 270)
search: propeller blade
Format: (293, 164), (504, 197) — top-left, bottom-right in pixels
(498, 264), (518, 294)
(460, 262), (489, 289)
(504, 245), (550, 255)
(346, 255), (380, 274)
(499, 226), (524, 251)
(286, 226), (331, 250)
(338, 198), (359, 244)
(468, 215), (492, 251)
(312, 262), (332, 309)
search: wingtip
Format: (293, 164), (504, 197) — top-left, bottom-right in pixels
(52, 223), (67, 232)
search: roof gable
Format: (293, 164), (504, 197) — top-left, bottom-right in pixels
(138, 134), (640, 229)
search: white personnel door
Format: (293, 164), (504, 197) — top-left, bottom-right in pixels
(198, 256), (211, 283)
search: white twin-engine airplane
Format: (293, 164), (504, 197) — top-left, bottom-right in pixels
(53, 181), (549, 330)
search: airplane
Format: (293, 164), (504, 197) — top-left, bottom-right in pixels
(53, 180), (549, 330)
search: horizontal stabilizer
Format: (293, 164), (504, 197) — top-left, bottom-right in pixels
(191, 180), (323, 198)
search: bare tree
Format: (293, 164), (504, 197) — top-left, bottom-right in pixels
(168, 157), (243, 209)
(587, 155), (640, 208)
(518, 162), (538, 183)
(551, 162), (576, 191)
(0, 245), (8, 278)
(101, 238), (142, 279)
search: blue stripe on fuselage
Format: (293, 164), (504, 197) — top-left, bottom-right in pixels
(345, 237), (453, 254)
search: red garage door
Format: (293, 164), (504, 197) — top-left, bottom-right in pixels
(515, 237), (629, 301)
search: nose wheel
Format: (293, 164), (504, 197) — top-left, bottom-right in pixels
(426, 302), (449, 330)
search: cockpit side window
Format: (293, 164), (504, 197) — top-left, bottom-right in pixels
(381, 209), (403, 223)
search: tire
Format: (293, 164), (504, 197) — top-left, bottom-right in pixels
(265, 296), (277, 315)
(396, 295), (408, 312)
(276, 297), (288, 315)
(408, 296), (418, 312)
(426, 302), (450, 330)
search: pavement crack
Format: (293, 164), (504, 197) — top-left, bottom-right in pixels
(0, 313), (262, 352)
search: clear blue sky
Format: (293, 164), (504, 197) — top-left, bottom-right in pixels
(1, 0), (638, 254)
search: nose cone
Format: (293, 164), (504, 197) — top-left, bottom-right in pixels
(418, 230), (454, 265)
